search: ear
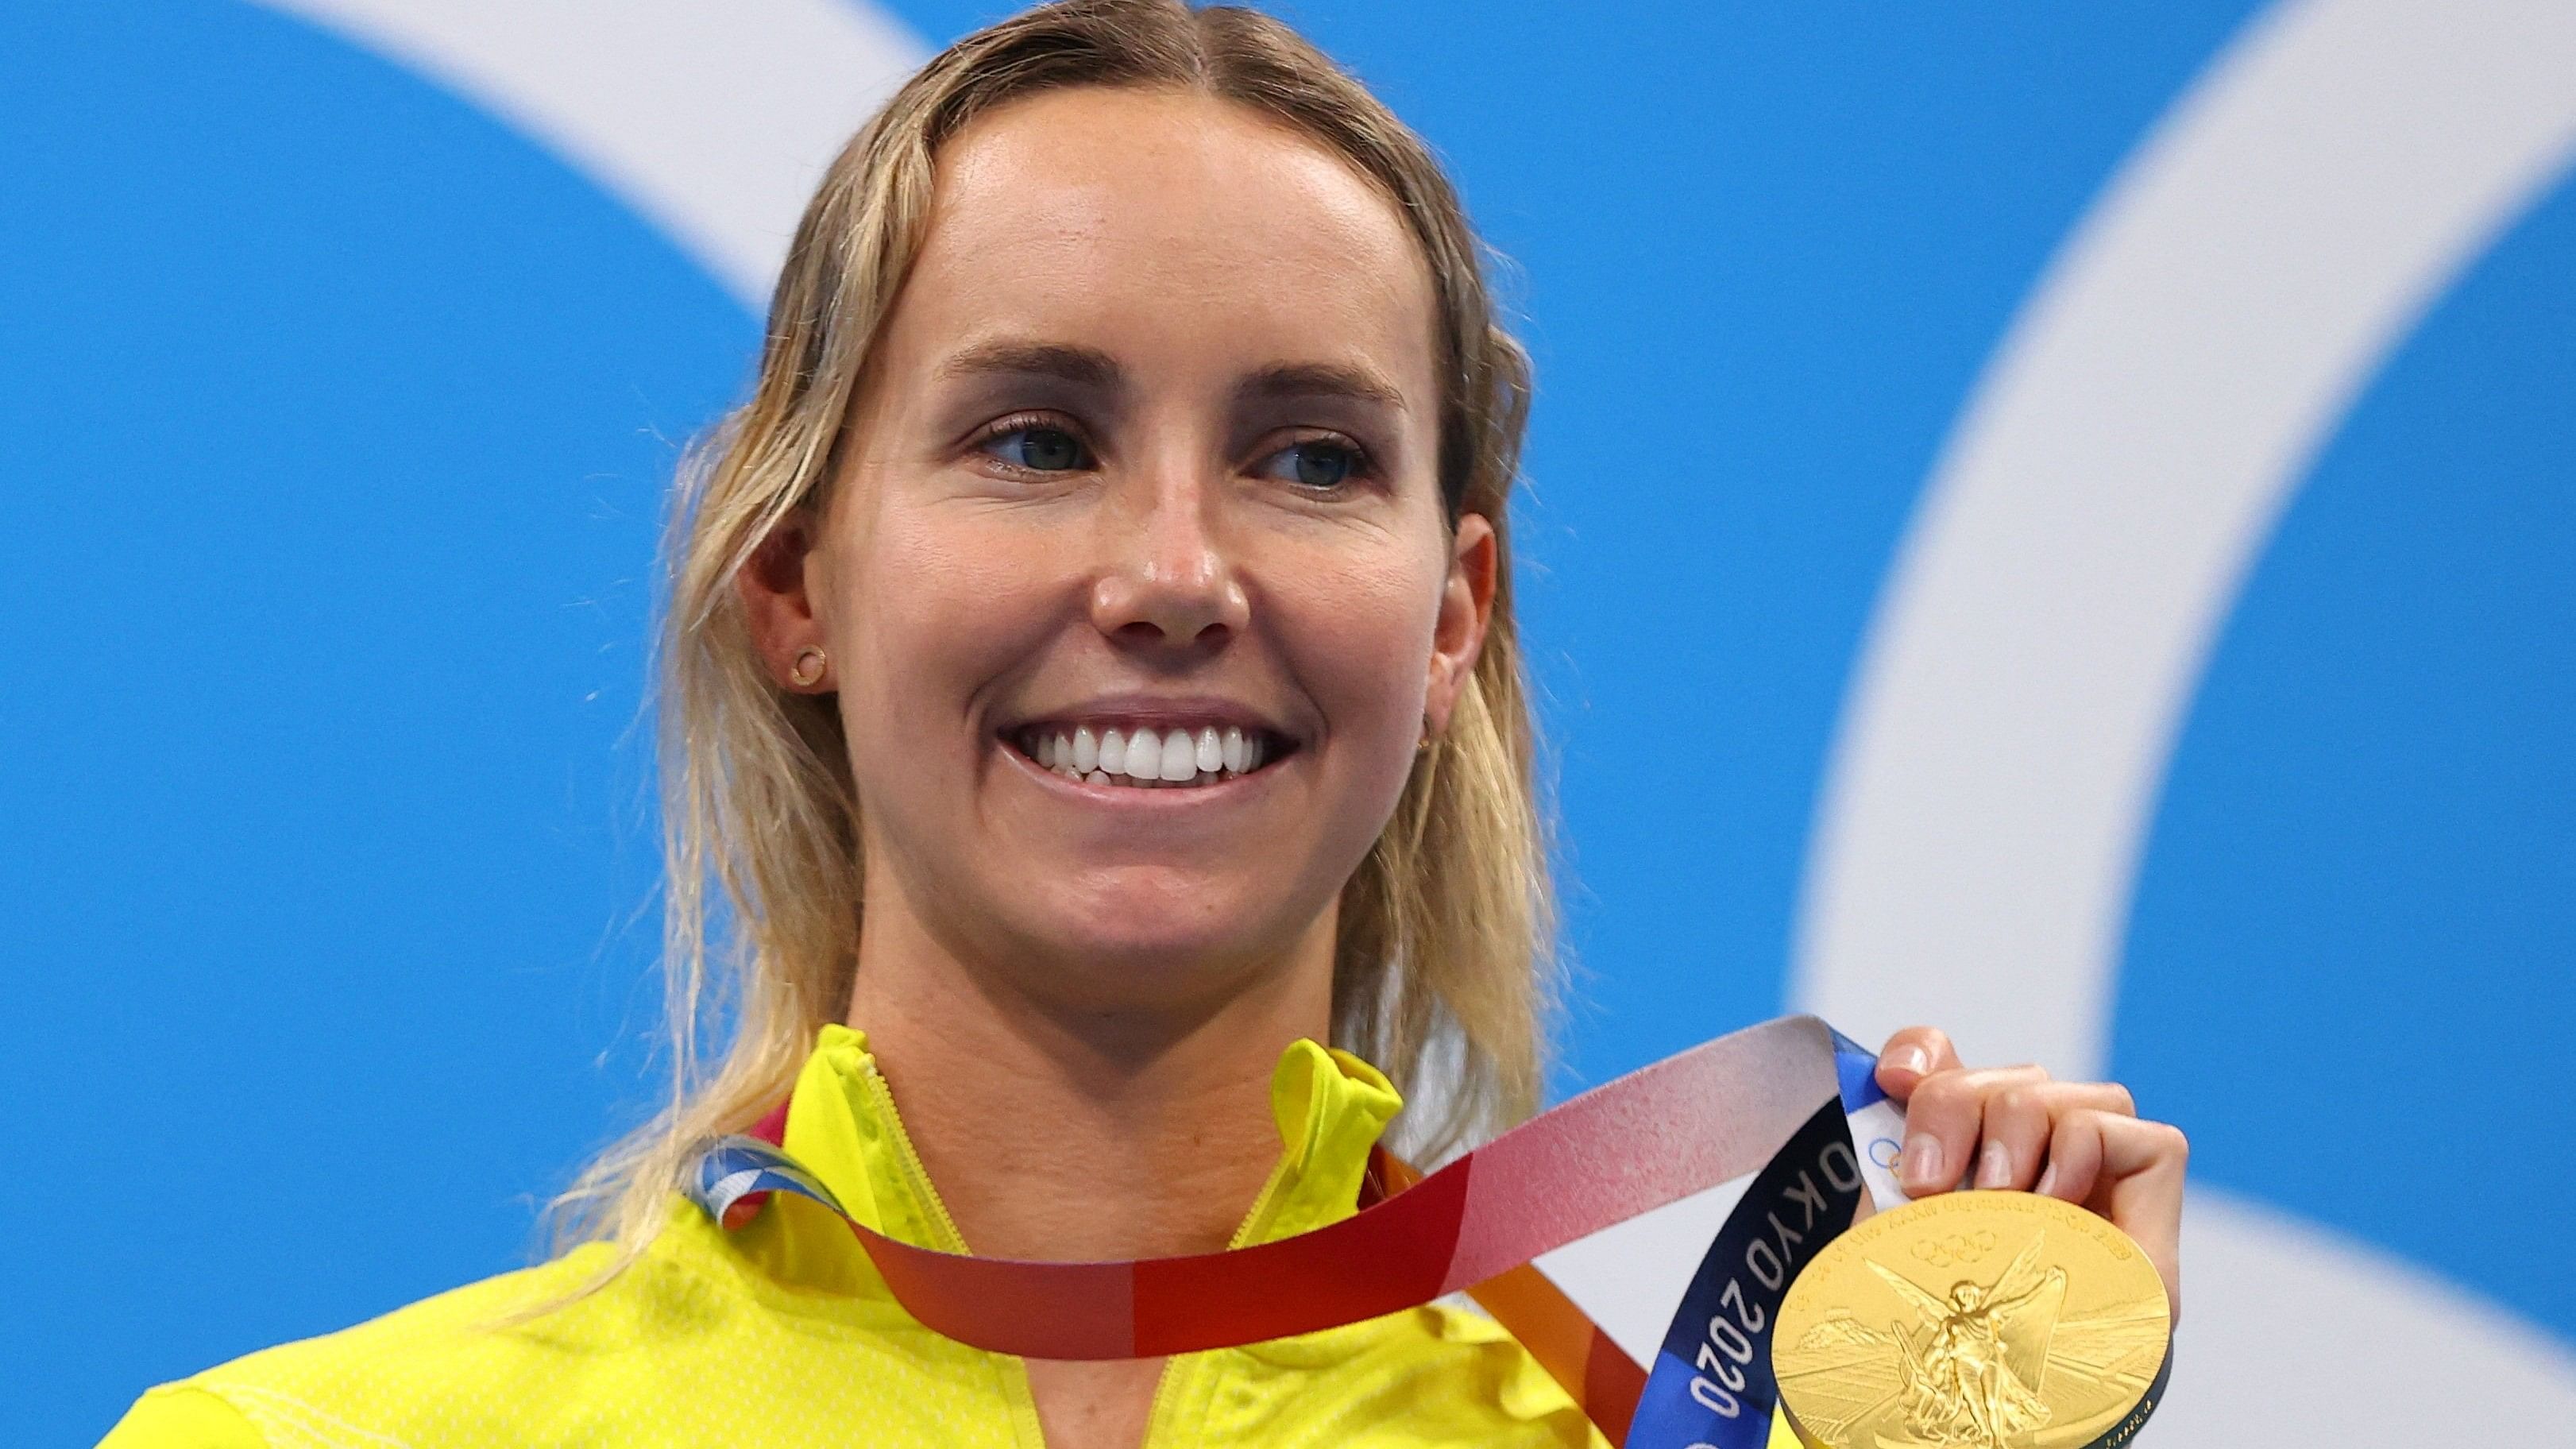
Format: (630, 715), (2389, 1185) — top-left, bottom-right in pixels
(1423, 512), (1497, 735)
(736, 507), (833, 691)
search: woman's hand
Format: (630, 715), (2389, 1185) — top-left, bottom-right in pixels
(1874, 1026), (2189, 1321)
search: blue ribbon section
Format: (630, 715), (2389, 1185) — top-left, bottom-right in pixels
(1830, 1028), (1887, 1114)
(685, 1134), (847, 1221)
(1626, 1034), (1892, 1449)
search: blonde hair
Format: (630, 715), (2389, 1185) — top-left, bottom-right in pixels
(554, 0), (1552, 1261)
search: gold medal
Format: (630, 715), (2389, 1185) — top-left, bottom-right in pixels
(1773, 1190), (2169, 1449)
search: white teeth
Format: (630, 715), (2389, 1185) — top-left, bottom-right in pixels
(1157, 728), (1195, 782)
(1029, 721), (1282, 788)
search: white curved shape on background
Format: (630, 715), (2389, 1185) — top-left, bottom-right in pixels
(1794, 0), (2576, 1076)
(1792, 0), (2576, 1424)
(2162, 1188), (2576, 1439)
(251, 0), (927, 308)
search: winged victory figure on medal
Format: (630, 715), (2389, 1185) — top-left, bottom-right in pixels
(1871, 1238), (2063, 1447)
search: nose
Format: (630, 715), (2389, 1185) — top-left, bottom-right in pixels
(1087, 466), (1250, 653)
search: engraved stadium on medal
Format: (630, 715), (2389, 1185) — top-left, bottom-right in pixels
(1772, 1190), (2170, 1449)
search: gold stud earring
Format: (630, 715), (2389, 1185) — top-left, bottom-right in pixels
(1417, 716), (1437, 752)
(789, 646), (828, 688)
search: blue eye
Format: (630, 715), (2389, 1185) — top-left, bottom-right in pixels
(988, 426), (1091, 472)
(1263, 439), (1363, 489)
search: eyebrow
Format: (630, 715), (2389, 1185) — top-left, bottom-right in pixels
(934, 341), (1408, 413)
(1234, 361), (1409, 413)
(936, 340), (1122, 389)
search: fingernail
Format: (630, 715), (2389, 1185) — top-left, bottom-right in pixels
(1975, 1140), (2011, 1189)
(1901, 1134), (1944, 1189)
(1890, 1045), (1930, 1076)
(2035, 1163), (2061, 1199)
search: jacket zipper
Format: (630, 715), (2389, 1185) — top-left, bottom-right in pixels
(859, 1061), (971, 1250)
(859, 1056), (1307, 1449)
(863, 1060), (1174, 1447)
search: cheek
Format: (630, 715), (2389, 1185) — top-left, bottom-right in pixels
(1268, 534), (1445, 758)
(831, 505), (1064, 751)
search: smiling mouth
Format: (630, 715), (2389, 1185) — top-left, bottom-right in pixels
(1009, 722), (1292, 790)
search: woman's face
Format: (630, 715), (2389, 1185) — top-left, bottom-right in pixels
(759, 86), (1493, 1012)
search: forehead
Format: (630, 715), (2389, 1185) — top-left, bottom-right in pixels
(892, 86), (1438, 391)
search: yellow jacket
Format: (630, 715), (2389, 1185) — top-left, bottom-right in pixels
(103, 1025), (1609, 1447)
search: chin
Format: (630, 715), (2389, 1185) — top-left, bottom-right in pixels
(996, 869), (1317, 1000)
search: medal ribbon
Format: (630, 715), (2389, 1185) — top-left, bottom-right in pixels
(686, 1014), (1912, 1447)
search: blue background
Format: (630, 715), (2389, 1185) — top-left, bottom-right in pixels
(3, 2), (2566, 1439)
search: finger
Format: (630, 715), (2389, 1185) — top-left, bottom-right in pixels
(2102, 1115), (2188, 1323)
(1971, 1083), (2049, 1189)
(1874, 1026), (1963, 1099)
(2033, 1107), (2107, 1205)
(1983, 1081), (2136, 1191)
(2040, 1111), (2190, 1324)
(1973, 1080), (2131, 1190)
(1899, 1065), (2046, 1195)
(2093, 1114), (2190, 1237)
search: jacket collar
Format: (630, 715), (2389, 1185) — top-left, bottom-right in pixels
(734, 1022), (1404, 1296)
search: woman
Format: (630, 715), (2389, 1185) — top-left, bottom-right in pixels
(106, 2), (2187, 1445)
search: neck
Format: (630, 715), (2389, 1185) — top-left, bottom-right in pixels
(844, 894), (1338, 1262)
